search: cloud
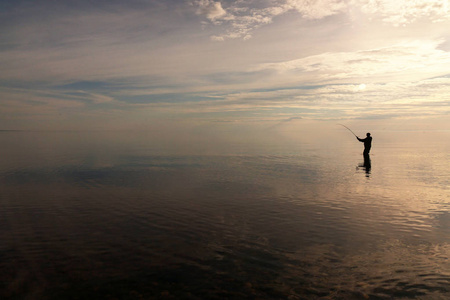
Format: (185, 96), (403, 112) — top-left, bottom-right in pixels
(194, 0), (450, 40)
(194, 0), (228, 21)
(286, 0), (346, 19)
(356, 0), (450, 26)
(0, 87), (83, 118)
(193, 1), (292, 41)
(256, 39), (450, 82)
(283, 116), (303, 121)
(153, 74), (450, 121)
(0, 6), (222, 85)
(193, 0), (347, 40)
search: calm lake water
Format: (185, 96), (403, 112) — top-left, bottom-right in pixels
(1, 130), (449, 299)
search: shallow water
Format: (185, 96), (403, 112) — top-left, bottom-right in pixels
(0, 130), (449, 299)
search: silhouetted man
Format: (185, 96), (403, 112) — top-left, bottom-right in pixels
(357, 133), (372, 155)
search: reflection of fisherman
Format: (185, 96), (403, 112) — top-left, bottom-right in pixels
(357, 133), (372, 155)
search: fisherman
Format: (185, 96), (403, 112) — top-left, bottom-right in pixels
(357, 133), (372, 155)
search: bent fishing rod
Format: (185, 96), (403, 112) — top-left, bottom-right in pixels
(338, 124), (358, 138)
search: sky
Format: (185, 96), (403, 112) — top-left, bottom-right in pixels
(1, 0), (450, 132)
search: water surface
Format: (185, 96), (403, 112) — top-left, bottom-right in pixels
(1, 130), (449, 299)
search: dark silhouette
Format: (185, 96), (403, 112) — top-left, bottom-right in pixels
(357, 133), (372, 155)
(357, 154), (371, 176)
(361, 153), (371, 175)
(356, 133), (372, 177)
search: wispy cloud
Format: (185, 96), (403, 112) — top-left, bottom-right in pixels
(256, 39), (450, 82)
(194, 0), (450, 40)
(356, 0), (450, 25)
(194, 0), (228, 21)
(194, 0), (347, 40)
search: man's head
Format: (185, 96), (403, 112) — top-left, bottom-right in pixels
(366, 133), (371, 137)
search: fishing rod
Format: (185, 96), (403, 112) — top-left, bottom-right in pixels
(338, 124), (358, 138)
